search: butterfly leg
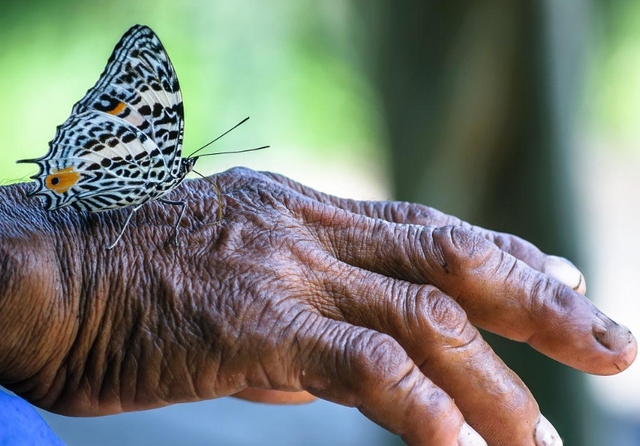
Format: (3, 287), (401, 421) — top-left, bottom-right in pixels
(107, 205), (142, 250)
(213, 179), (223, 224)
(189, 171), (224, 225)
(159, 198), (187, 245)
(200, 178), (224, 227)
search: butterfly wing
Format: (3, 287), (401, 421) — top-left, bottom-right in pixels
(21, 111), (162, 211)
(18, 25), (184, 211)
(73, 25), (184, 171)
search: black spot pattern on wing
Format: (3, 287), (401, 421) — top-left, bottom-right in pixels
(17, 26), (192, 213)
(72, 25), (184, 178)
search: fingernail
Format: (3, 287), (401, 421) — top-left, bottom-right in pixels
(593, 314), (637, 370)
(458, 422), (487, 446)
(541, 256), (586, 294)
(535, 414), (562, 446)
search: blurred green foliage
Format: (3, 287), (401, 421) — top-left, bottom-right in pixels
(588, 0), (640, 144)
(1, 0), (637, 185)
(0, 1), (383, 186)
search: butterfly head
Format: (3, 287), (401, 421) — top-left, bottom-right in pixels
(180, 157), (198, 177)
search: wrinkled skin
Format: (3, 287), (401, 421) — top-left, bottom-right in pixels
(0, 167), (636, 446)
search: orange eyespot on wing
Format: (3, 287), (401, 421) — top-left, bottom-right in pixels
(45, 167), (80, 194)
(106, 101), (127, 115)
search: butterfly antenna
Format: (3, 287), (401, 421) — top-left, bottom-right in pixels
(195, 145), (269, 158)
(188, 117), (250, 158)
(192, 169), (224, 223)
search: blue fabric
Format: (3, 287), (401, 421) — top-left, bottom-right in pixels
(0, 390), (66, 446)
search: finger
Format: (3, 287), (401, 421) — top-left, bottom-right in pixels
(309, 210), (636, 375)
(231, 389), (316, 404)
(540, 255), (585, 294)
(296, 317), (485, 446)
(263, 171), (585, 292)
(317, 262), (549, 446)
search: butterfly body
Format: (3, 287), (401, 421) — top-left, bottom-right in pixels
(18, 25), (194, 247)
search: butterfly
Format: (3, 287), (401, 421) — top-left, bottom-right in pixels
(18, 25), (265, 249)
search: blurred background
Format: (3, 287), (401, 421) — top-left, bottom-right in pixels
(1, 0), (639, 444)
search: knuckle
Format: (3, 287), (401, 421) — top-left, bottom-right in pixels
(400, 384), (464, 439)
(390, 202), (455, 227)
(345, 330), (409, 388)
(413, 288), (473, 345)
(527, 274), (570, 324)
(365, 332), (406, 368)
(426, 389), (463, 428)
(430, 225), (494, 272)
(218, 166), (257, 180)
(215, 167), (282, 198)
(386, 202), (410, 223)
(406, 380), (462, 443)
(386, 202), (428, 224)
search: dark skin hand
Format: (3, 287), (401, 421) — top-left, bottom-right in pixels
(0, 167), (636, 446)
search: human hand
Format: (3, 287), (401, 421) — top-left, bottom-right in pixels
(0, 167), (635, 446)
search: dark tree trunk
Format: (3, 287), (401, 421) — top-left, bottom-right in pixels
(363, 1), (590, 444)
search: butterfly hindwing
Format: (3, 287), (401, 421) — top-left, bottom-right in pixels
(25, 111), (158, 211)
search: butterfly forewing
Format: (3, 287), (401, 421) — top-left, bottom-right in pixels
(19, 25), (185, 213)
(73, 25), (184, 173)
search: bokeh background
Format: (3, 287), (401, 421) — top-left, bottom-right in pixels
(1, 0), (639, 445)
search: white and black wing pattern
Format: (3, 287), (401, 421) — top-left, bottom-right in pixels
(18, 25), (185, 212)
(73, 24), (184, 169)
